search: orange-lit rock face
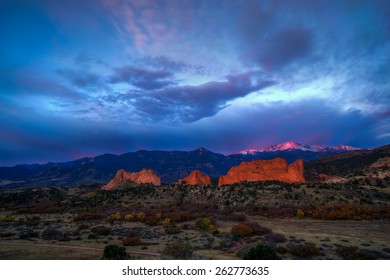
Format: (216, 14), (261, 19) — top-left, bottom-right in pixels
(218, 158), (304, 186)
(102, 168), (161, 190)
(178, 170), (211, 186)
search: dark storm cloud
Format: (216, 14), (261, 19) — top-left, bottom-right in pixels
(0, 97), (385, 167)
(237, 1), (315, 69)
(122, 72), (275, 122)
(109, 66), (175, 90)
(258, 27), (313, 69)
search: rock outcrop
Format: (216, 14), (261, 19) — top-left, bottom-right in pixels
(102, 168), (161, 190)
(218, 158), (304, 185)
(178, 170), (211, 186)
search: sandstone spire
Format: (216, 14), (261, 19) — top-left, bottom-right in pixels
(178, 170), (211, 186)
(102, 168), (161, 190)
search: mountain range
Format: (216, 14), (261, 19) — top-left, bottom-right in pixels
(239, 141), (360, 154)
(0, 141), (372, 188)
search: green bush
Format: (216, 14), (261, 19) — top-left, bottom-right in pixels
(243, 244), (281, 260)
(164, 223), (181, 234)
(162, 241), (193, 259)
(102, 244), (128, 260)
(289, 243), (321, 258)
(196, 217), (215, 231)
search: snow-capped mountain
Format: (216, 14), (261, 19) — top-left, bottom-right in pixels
(239, 141), (361, 155)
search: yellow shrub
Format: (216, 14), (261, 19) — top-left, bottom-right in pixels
(124, 213), (135, 221)
(297, 209), (305, 217)
(136, 212), (145, 221)
(162, 218), (171, 226)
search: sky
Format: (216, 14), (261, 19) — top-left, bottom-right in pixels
(1, 0), (389, 166)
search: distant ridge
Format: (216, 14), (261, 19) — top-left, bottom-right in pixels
(0, 142), (373, 188)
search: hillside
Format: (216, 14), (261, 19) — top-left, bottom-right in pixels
(305, 144), (390, 180)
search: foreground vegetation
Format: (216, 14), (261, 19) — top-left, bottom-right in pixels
(0, 181), (389, 260)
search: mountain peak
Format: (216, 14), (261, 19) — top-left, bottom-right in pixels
(275, 141), (302, 150)
(238, 141), (361, 154)
(194, 147), (210, 153)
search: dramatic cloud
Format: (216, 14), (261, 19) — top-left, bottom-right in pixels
(109, 66), (175, 90)
(258, 27), (313, 69)
(0, 0), (389, 165)
(112, 72), (274, 122)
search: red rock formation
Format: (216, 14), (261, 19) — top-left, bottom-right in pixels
(178, 170), (211, 186)
(218, 158), (305, 186)
(102, 168), (161, 190)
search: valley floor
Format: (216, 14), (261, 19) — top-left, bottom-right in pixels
(0, 182), (389, 260)
(0, 215), (389, 260)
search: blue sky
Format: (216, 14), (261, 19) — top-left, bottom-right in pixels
(1, 0), (389, 166)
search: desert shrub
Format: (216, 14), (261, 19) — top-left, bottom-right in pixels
(102, 244), (128, 260)
(336, 246), (376, 260)
(219, 213), (246, 222)
(58, 236), (71, 242)
(264, 232), (287, 243)
(297, 209), (305, 217)
(243, 222), (271, 235)
(165, 211), (191, 223)
(231, 223), (253, 238)
(41, 228), (63, 240)
(162, 217), (171, 226)
(91, 226), (110, 236)
(243, 244), (281, 260)
(88, 233), (97, 239)
(19, 230), (39, 239)
(26, 216), (41, 222)
(74, 213), (103, 221)
(122, 237), (141, 246)
(123, 212), (146, 222)
(105, 212), (122, 221)
(164, 223), (181, 234)
(253, 206), (296, 218)
(289, 243), (321, 258)
(196, 217), (215, 231)
(0, 215), (17, 222)
(124, 213), (135, 221)
(162, 241), (193, 259)
(135, 212), (146, 221)
(77, 224), (89, 230)
(144, 217), (159, 226)
(311, 204), (390, 220)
